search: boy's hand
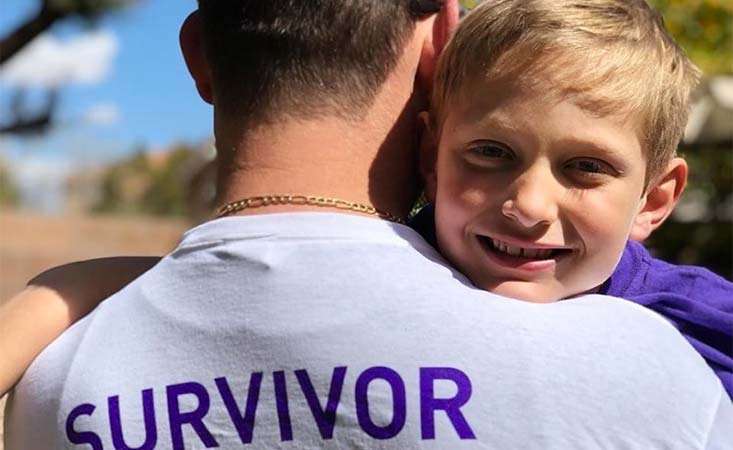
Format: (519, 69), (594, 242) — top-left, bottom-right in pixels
(0, 256), (160, 396)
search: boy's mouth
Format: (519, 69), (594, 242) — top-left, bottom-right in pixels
(477, 235), (573, 265)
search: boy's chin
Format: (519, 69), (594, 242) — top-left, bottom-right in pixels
(483, 280), (565, 304)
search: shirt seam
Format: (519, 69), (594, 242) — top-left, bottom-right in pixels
(701, 387), (725, 449)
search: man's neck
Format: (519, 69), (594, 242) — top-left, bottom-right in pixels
(210, 17), (432, 221)
(215, 115), (420, 220)
(215, 87), (423, 221)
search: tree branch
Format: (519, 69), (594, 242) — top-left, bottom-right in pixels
(0, 4), (63, 65)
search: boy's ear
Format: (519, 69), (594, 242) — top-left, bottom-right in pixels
(418, 111), (439, 203)
(417, 0), (460, 94)
(629, 157), (688, 241)
(180, 10), (213, 104)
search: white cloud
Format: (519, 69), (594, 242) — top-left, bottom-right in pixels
(0, 30), (118, 88)
(84, 102), (121, 126)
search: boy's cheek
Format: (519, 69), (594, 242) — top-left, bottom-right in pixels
(567, 195), (640, 285)
(439, 166), (506, 207)
(572, 242), (627, 292)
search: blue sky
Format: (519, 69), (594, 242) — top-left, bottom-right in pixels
(0, 0), (213, 210)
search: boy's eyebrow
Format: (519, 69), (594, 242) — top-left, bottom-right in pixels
(554, 138), (629, 160)
(460, 113), (524, 136)
(459, 114), (539, 147)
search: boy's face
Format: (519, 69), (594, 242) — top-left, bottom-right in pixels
(426, 78), (649, 302)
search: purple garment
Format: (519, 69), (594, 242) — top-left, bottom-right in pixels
(409, 205), (733, 398)
(599, 240), (733, 399)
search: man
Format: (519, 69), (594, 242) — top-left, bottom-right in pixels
(5, 1), (732, 448)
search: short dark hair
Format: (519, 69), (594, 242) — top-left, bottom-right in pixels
(197, 0), (422, 125)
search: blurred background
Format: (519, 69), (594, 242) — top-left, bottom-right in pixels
(0, 0), (731, 443)
(0, 0), (731, 301)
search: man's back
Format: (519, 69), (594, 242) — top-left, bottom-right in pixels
(5, 214), (731, 449)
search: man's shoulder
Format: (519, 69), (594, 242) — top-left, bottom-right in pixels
(544, 294), (711, 362)
(4, 307), (97, 447)
(7, 218), (729, 449)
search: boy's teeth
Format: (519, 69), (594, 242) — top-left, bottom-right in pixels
(489, 238), (555, 259)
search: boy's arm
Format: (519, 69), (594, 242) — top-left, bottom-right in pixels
(0, 256), (160, 395)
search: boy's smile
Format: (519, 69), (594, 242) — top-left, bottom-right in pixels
(425, 77), (650, 302)
(475, 233), (574, 273)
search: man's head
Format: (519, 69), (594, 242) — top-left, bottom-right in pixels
(193, 0), (410, 125)
(187, 1), (460, 126)
(420, 0), (700, 302)
(180, 1), (460, 215)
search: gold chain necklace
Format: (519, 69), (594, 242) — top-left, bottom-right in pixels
(215, 194), (406, 224)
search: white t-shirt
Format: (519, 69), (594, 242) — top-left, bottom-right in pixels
(5, 213), (732, 449)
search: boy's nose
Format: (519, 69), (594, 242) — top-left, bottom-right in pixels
(501, 172), (559, 229)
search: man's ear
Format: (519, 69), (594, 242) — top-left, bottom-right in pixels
(418, 111), (439, 203)
(180, 10), (213, 104)
(417, 0), (460, 94)
(629, 157), (688, 241)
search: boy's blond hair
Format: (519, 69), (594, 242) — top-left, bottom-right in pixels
(433, 0), (701, 181)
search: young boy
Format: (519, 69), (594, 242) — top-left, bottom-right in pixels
(414, 0), (732, 395)
(1, 0), (730, 401)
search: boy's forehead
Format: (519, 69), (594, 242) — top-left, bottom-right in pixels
(444, 75), (526, 122)
(443, 72), (576, 125)
(443, 47), (644, 117)
(444, 66), (645, 136)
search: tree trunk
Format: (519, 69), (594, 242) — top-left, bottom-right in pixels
(0, 5), (63, 65)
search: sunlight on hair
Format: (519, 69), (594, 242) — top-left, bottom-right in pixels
(434, 0), (700, 180)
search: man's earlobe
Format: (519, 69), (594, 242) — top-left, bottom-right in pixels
(180, 10), (213, 104)
(418, 111), (439, 203)
(629, 158), (688, 241)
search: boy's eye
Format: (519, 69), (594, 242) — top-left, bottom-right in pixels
(564, 158), (617, 176)
(468, 142), (515, 160)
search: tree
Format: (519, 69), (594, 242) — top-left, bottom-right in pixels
(141, 146), (204, 217)
(0, 160), (21, 207)
(645, 0), (733, 278)
(0, 0), (137, 135)
(459, 0), (732, 75)
(650, 0), (733, 75)
(92, 144), (208, 217)
(0, 0), (133, 65)
(92, 148), (151, 214)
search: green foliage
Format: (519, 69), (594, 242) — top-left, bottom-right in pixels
(92, 144), (203, 217)
(141, 147), (198, 217)
(649, 0), (733, 75)
(459, 0), (480, 9)
(646, 0), (733, 277)
(647, 146), (733, 278)
(460, 0), (732, 75)
(93, 149), (149, 214)
(0, 161), (20, 207)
